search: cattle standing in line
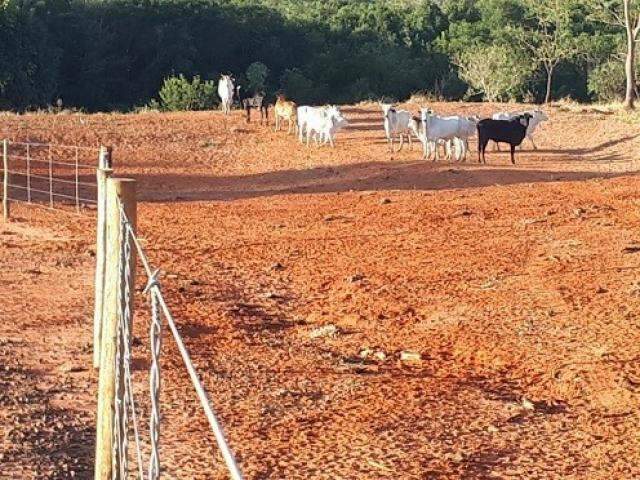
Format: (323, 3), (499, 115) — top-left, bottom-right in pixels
(236, 86), (269, 124)
(274, 95), (298, 134)
(218, 74), (235, 115)
(477, 113), (533, 164)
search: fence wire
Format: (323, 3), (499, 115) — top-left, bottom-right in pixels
(1, 140), (100, 214)
(112, 203), (243, 480)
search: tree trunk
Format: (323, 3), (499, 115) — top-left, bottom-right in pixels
(544, 65), (554, 104)
(624, 30), (636, 109)
(624, 0), (637, 109)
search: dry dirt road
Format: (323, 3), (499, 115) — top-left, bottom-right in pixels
(1, 102), (640, 479)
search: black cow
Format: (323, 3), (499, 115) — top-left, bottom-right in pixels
(236, 86), (269, 124)
(477, 113), (532, 165)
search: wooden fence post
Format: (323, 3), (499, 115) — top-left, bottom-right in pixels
(95, 177), (136, 480)
(93, 147), (113, 369)
(3, 139), (9, 221)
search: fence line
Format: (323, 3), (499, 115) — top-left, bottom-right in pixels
(125, 215), (244, 480)
(1, 139), (104, 216)
(7, 140), (100, 152)
(94, 176), (244, 479)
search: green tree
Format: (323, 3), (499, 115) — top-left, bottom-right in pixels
(453, 43), (535, 101)
(513, 0), (584, 103)
(246, 61), (269, 92)
(588, 0), (640, 108)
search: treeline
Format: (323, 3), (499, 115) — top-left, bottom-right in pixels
(0, 0), (635, 111)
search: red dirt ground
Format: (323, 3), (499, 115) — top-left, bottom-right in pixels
(2, 102), (640, 479)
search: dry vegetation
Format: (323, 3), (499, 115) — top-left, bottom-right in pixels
(2, 102), (640, 479)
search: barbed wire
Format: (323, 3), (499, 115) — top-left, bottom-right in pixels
(119, 204), (244, 480)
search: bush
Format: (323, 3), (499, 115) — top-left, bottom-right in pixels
(246, 62), (269, 92)
(587, 59), (632, 103)
(158, 74), (216, 111)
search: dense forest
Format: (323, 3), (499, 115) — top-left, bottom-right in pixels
(0, 0), (636, 111)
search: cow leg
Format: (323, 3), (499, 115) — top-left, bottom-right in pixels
(479, 138), (487, 163)
(529, 134), (537, 150)
(510, 144), (516, 164)
(397, 134), (404, 152)
(408, 133), (412, 150)
(245, 106), (250, 123)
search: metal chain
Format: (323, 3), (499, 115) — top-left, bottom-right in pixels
(114, 205), (162, 480)
(148, 287), (162, 480)
(119, 212), (132, 479)
(117, 204), (242, 480)
(112, 210), (126, 480)
(120, 215), (145, 480)
(124, 214), (243, 480)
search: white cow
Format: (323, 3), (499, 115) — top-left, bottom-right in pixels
(304, 105), (348, 147)
(380, 104), (421, 152)
(491, 110), (548, 150)
(297, 105), (320, 143)
(420, 110), (478, 162)
(218, 74), (235, 114)
(445, 115), (479, 161)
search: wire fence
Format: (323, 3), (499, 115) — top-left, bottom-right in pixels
(95, 183), (243, 480)
(1, 140), (104, 214)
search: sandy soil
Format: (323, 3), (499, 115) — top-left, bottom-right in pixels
(2, 102), (640, 479)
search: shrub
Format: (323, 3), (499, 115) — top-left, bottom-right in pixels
(158, 74), (216, 111)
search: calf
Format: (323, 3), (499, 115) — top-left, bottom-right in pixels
(274, 94), (297, 134)
(237, 87), (269, 124)
(477, 114), (532, 164)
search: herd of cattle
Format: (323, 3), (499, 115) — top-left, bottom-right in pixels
(217, 74), (549, 165)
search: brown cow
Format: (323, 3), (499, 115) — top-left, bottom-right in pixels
(274, 94), (298, 134)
